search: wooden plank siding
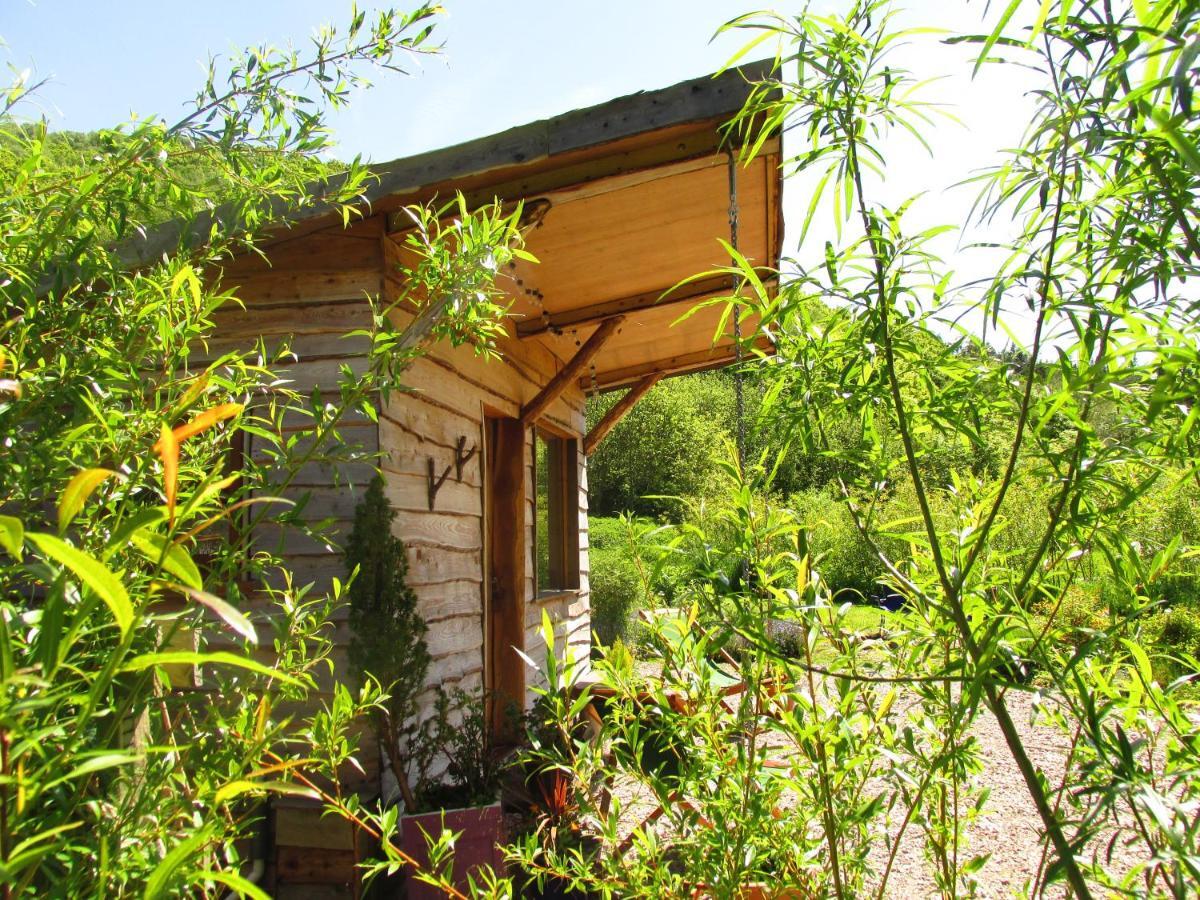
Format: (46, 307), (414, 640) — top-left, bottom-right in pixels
(378, 232), (591, 711)
(201, 215), (593, 799)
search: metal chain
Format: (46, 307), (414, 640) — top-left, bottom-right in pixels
(727, 150), (747, 474)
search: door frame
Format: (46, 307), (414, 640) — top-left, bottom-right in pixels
(482, 413), (526, 741)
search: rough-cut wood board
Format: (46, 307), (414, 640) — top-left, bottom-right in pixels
(216, 267), (382, 306)
(252, 523), (348, 557)
(517, 156), (771, 314)
(418, 583), (484, 626)
(268, 355), (371, 394)
(195, 331), (371, 365)
(425, 612), (486, 659)
(488, 417), (527, 737)
(409, 543), (484, 584)
(274, 804), (366, 852)
(394, 512), (484, 553)
(270, 485), (366, 522)
(212, 299), (373, 338)
(382, 434), (484, 489)
(275, 846), (358, 886)
(223, 219), (382, 276)
(260, 458), (377, 490)
(383, 471), (482, 517)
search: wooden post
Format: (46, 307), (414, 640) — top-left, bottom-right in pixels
(583, 372), (663, 455)
(520, 316), (623, 425)
(488, 417), (526, 741)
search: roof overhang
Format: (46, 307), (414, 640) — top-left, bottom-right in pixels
(371, 61), (784, 393)
(128, 61), (784, 393)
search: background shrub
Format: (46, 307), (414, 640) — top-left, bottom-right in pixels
(588, 516), (646, 650)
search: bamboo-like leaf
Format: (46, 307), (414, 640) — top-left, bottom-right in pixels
(157, 424), (179, 526)
(0, 514), (23, 560)
(45, 752), (143, 789)
(1148, 105), (1200, 175)
(155, 402), (244, 450)
(170, 372), (210, 418)
(26, 533), (133, 636)
(0, 612), (12, 682)
(58, 468), (117, 533)
(159, 582), (257, 644)
(123, 651), (302, 686)
(130, 531), (202, 590)
(214, 779), (318, 804)
(144, 832), (209, 900)
(1121, 639), (1154, 686)
(973, 0), (1023, 75)
(193, 871), (273, 900)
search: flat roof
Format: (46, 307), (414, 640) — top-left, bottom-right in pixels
(118, 59), (777, 271)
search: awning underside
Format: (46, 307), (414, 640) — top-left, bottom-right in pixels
(503, 148), (779, 392)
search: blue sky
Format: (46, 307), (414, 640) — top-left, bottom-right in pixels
(4, 0), (812, 160)
(3, 1), (1045, 342)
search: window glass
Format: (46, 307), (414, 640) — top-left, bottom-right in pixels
(534, 432), (579, 594)
(535, 434), (551, 591)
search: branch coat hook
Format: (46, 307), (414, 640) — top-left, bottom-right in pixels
(454, 435), (478, 482)
(426, 457), (452, 511)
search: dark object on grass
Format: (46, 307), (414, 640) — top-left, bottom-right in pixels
(870, 589), (907, 612)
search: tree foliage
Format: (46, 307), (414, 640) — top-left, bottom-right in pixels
(517, 1), (1200, 897)
(0, 5), (529, 895)
(346, 475), (431, 813)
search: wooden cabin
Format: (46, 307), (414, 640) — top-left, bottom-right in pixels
(174, 62), (782, 891)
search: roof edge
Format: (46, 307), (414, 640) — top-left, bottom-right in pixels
(111, 59), (778, 272)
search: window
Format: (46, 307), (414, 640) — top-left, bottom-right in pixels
(534, 432), (580, 594)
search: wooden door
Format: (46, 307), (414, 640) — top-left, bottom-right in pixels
(484, 416), (526, 741)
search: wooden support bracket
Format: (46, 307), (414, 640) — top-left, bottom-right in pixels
(520, 316), (623, 425)
(516, 274), (737, 338)
(426, 457), (452, 510)
(583, 372), (664, 455)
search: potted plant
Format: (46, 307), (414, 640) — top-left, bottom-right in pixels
(346, 477), (512, 895)
(346, 475), (436, 816)
(398, 688), (509, 899)
(509, 695), (601, 900)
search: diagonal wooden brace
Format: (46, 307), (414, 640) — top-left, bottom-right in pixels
(519, 316), (623, 425)
(583, 372), (663, 455)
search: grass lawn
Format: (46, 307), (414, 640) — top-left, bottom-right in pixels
(838, 603), (898, 634)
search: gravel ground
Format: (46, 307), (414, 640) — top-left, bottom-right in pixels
(604, 678), (1152, 898)
(865, 689), (1143, 899)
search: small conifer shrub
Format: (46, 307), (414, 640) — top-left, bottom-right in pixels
(346, 474), (432, 811)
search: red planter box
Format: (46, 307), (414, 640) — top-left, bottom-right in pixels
(400, 802), (505, 899)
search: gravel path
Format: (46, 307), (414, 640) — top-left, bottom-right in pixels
(867, 689), (1143, 898)
(604, 679), (1151, 897)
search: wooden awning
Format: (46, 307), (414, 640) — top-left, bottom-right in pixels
(374, 62), (783, 393)
(505, 147), (780, 391)
(131, 62), (783, 394)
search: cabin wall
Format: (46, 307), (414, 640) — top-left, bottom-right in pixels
(206, 215), (593, 743)
(378, 234), (591, 710)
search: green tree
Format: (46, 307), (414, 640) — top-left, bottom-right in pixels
(586, 373), (733, 518)
(346, 475), (431, 813)
(0, 5), (527, 895)
(510, 2), (1200, 897)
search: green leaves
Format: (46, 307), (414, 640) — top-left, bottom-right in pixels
(129, 529), (202, 590)
(57, 468), (118, 533)
(0, 514), (23, 559)
(123, 651), (303, 687)
(163, 583), (257, 644)
(26, 532), (133, 637)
